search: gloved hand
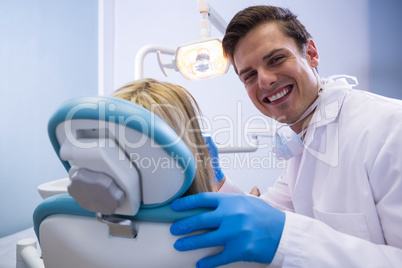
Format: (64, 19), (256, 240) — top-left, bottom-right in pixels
(203, 135), (225, 183)
(170, 193), (286, 268)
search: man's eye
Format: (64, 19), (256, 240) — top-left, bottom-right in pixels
(243, 71), (256, 82)
(271, 56), (284, 64)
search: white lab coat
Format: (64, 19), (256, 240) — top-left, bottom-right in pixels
(220, 77), (402, 267)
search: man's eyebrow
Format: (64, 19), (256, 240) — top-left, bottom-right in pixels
(238, 48), (285, 77)
(262, 48), (284, 61)
(238, 67), (252, 77)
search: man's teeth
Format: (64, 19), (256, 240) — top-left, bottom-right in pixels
(268, 87), (291, 102)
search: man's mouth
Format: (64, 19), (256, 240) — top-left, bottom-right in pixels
(263, 85), (293, 103)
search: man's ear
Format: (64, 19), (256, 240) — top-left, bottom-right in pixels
(306, 39), (319, 68)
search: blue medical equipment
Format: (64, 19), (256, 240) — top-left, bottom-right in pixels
(20, 96), (266, 267)
(203, 135), (225, 183)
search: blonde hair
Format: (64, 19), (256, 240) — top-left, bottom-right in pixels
(111, 78), (214, 195)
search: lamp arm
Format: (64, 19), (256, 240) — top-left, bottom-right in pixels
(215, 129), (276, 154)
(218, 136), (259, 154)
(208, 5), (228, 35)
(134, 44), (176, 80)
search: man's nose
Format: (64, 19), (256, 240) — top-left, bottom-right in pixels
(258, 70), (277, 90)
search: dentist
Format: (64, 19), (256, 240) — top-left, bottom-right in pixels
(170, 5), (402, 268)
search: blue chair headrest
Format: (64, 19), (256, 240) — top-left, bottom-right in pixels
(48, 96), (196, 215)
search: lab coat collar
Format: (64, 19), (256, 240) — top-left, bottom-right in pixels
(304, 77), (354, 146)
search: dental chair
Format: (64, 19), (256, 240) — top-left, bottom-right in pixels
(30, 96), (265, 268)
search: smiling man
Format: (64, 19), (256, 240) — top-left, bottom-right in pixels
(233, 21), (319, 134)
(170, 5), (402, 268)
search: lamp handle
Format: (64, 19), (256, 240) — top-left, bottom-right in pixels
(134, 45), (176, 80)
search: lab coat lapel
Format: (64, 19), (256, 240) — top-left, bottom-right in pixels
(290, 80), (350, 217)
(285, 153), (302, 196)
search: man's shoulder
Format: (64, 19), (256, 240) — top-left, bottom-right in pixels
(338, 89), (402, 139)
(341, 89), (402, 119)
(347, 89), (402, 108)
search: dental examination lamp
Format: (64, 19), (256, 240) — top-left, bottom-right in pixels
(134, 0), (230, 81)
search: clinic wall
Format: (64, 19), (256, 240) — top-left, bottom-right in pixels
(0, 0), (98, 237)
(369, 0), (402, 99)
(109, 0), (370, 193)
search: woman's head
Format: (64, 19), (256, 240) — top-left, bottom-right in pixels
(111, 78), (214, 195)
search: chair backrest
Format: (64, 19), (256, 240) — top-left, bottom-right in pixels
(48, 96), (196, 216)
(35, 96), (267, 268)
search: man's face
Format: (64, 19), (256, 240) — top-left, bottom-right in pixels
(233, 21), (320, 129)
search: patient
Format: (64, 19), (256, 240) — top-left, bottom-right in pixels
(111, 78), (215, 195)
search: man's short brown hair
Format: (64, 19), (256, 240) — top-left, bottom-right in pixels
(222, 5), (312, 73)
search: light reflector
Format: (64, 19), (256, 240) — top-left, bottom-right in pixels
(175, 38), (229, 80)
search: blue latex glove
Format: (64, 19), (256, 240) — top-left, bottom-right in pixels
(170, 193), (286, 268)
(203, 135), (225, 183)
